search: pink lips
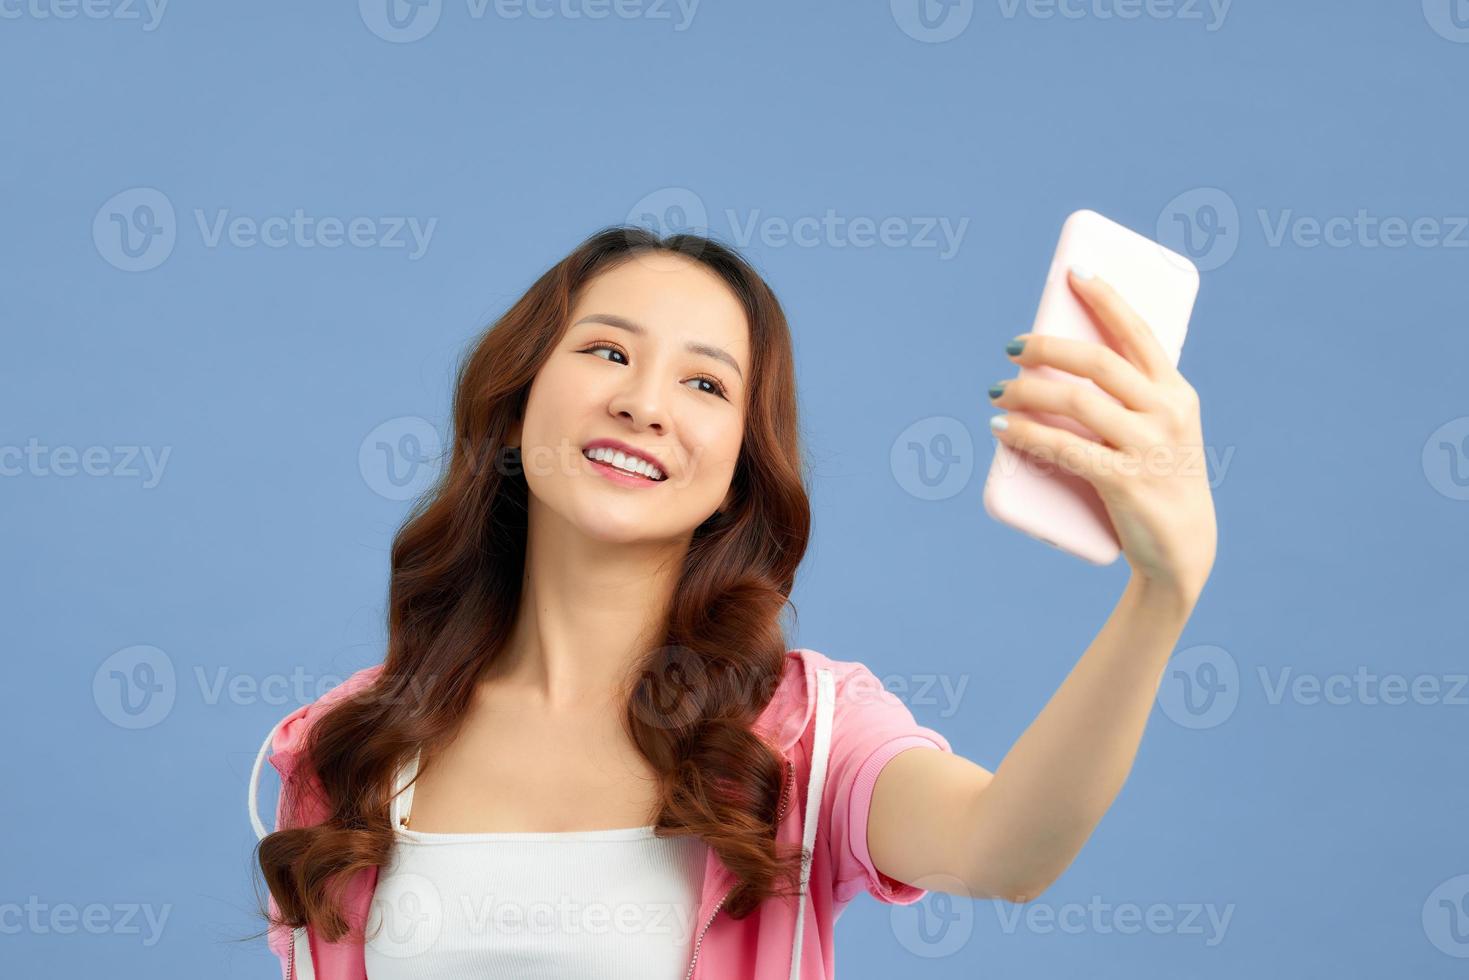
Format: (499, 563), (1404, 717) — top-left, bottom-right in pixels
(582, 437), (664, 472)
(584, 453), (664, 487)
(581, 437), (668, 486)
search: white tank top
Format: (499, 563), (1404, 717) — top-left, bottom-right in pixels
(364, 750), (709, 979)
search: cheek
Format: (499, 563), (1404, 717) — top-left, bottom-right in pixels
(684, 423), (743, 484)
(519, 369), (576, 443)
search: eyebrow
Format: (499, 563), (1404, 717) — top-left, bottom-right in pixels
(571, 313), (744, 382)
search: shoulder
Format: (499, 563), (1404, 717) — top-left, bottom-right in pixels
(760, 648), (951, 752)
(266, 663), (385, 773)
(250, 663), (385, 837)
(792, 646), (952, 758)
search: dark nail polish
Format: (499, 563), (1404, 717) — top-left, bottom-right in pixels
(987, 381), (1007, 400)
(1005, 338), (1025, 356)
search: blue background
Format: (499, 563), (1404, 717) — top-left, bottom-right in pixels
(4, 1), (1467, 976)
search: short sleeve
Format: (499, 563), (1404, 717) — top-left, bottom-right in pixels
(821, 661), (953, 906)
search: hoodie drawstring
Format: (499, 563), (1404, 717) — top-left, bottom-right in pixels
(248, 711), (317, 979)
(788, 666), (835, 980)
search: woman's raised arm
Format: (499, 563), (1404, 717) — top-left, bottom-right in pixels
(866, 268), (1217, 901)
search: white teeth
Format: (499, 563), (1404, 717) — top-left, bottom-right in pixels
(583, 447), (664, 481)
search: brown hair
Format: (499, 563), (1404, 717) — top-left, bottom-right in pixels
(254, 226), (813, 944)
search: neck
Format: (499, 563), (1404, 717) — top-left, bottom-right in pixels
(486, 495), (690, 712)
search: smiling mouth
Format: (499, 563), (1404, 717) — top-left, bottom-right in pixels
(581, 447), (667, 482)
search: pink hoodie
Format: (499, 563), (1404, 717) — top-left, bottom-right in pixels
(248, 647), (954, 979)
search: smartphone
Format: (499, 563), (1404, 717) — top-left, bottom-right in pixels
(981, 209), (1200, 565)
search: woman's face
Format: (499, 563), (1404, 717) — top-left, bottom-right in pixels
(509, 251), (751, 545)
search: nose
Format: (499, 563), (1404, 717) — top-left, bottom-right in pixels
(607, 366), (669, 435)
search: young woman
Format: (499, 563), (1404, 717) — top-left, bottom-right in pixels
(248, 226), (1217, 979)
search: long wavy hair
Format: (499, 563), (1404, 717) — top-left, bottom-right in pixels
(254, 226), (813, 944)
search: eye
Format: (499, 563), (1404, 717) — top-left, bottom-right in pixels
(582, 341), (629, 365)
(687, 374), (730, 400)
(579, 342), (730, 401)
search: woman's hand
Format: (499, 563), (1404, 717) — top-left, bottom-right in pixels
(987, 266), (1217, 601)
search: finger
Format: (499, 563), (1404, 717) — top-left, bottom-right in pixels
(989, 411), (1118, 488)
(1004, 332), (1162, 412)
(1067, 267), (1173, 381)
(988, 373), (1144, 450)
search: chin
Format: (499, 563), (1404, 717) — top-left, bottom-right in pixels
(579, 518), (683, 547)
(564, 498), (681, 545)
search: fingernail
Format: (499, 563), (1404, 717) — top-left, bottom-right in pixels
(1005, 337), (1026, 356)
(989, 415), (1009, 432)
(987, 380), (1007, 400)
(1070, 263), (1095, 281)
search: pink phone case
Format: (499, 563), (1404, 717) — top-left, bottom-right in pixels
(982, 209), (1200, 565)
